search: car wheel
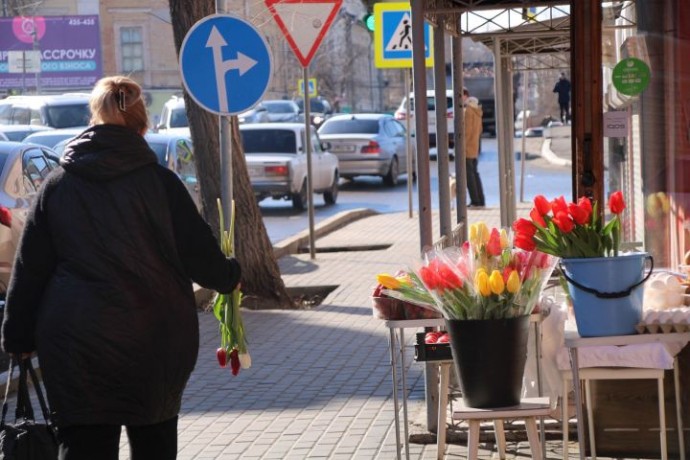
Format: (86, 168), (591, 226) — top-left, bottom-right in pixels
(292, 181), (308, 210)
(383, 157), (399, 187)
(323, 172), (339, 205)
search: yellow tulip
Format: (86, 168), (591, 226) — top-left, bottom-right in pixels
(500, 229), (510, 249)
(477, 222), (490, 244)
(475, 270), (491, 296)
(376, 274), (400, 290)
(506, 270), (521, 294)
(469, 223), (480, 246)
(489, 270), (505, 295)
(396, 275), (413, 288)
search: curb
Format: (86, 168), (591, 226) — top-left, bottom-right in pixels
(271, 208), (379, 259)
(194, 207), (379, 307)
(541, 138), (572, 167)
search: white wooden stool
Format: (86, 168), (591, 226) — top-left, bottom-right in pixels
(561, 365), (684, 460)
(450, 396), (551, 460)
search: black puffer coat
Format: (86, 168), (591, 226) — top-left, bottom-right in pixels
(1, 124), (240, 427)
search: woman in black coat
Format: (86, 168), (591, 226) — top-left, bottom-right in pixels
(1, 76), (241, 460)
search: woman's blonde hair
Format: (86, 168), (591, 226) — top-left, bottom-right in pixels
(89, 76), (148, 134)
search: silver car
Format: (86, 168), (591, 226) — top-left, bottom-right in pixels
(0, 142), (60, 293)
(317, 114), (415, 186)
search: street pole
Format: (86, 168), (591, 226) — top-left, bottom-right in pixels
(404, 69), (413, 218)
(31, 30), (40, 94)
(303, 66), (316, 259)
(216, 0), (233, 232)
(519, 69), (528, 202)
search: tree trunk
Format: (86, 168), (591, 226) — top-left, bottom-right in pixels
(168, 0), (294, 309)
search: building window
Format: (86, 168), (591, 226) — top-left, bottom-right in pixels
(120, 27), (144, 72)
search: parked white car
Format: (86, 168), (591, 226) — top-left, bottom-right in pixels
(239, 123), (339, 210)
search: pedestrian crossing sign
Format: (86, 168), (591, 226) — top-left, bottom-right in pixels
(374, 2), (433, 69)
(298, 78), (317, 97)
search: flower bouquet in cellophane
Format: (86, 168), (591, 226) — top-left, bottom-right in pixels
(381, 222), (557, 321)
(213, 199), (250, 376)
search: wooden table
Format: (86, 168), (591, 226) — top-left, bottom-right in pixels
(564, 331), (690, 460)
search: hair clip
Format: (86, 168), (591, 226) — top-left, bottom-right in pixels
(117, 89), (126, 112)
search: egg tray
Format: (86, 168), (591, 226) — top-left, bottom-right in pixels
(635, 322), (690, 334)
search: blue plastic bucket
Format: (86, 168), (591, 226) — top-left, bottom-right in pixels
(560, 253), (653, 337)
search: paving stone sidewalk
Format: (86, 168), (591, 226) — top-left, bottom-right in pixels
(160, 206), (607, 460)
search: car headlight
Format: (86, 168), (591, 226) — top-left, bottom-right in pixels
(313, 116), (324, 125)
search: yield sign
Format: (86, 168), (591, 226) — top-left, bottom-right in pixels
(265, 0), (342, 67)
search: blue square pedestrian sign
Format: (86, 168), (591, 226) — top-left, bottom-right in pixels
(374, 2), (433, 69)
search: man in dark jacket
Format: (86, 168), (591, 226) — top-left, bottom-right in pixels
(1, 76), (241, 460)
(553, 73), (572, 123)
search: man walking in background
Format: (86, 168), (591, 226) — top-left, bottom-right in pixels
(553, 73), (571, 123)
(463, 88), (485, 208)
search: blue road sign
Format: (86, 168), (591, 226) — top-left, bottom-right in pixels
(180, 14), (272, 115)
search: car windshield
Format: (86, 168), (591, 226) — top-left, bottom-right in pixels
(170, 108), (188, 128)
(241, 129), (297, 154)
(0, 152), (9, 172)
(319, 119), (379, 135)
(45, 104), (90, 128)
(263, 102), (295, 114)
(295, 99), (329, 113)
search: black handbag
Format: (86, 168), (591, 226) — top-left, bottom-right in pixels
(0, 358), (58, 460)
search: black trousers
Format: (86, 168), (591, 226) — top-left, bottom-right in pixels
(57, 416), (178, 460)
(559, 101), (570, 123)
(466, 158), (485, 206)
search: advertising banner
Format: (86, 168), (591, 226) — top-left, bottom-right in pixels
(0, 15), (102, 90)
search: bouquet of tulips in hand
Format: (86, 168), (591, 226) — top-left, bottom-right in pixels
(381, 222), (557, 320)
(213, 200), (250, 376)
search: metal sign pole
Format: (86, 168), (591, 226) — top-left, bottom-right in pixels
(519, 69), (528, 203)
(303, 65), (316, 259)
(405, 69), (413, 219)
(216, 0), (233, 232)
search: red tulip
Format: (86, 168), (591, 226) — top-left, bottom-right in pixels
(216, 347), (228, 368)
(229, 349), (240, 376)
(529, 208), (546, 227)
(552, 211), (575, 233)
(514, 233), (536, 251)
(577, 196), (592, 216)
(609, 191), (626, 214)
(568, 203), (589, 225)
(437, 263), (462, 291)
(551, 196), (569, 215)
(534, 195), (552, 216)
(486, 228), (502, 256)
(419, 266), (438, 290)
(513, 218), (536, 236)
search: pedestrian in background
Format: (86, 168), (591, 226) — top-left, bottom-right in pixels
(463, 88), (485, 208)
(1, 75), (241, 460)
(553, 73), (571, 123)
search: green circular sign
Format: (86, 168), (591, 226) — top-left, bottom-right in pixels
(612, 57), (651, 96)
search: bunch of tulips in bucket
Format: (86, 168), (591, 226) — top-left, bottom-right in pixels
(378, 222), (557, 321)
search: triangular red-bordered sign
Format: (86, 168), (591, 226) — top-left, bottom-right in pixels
(265, 0), (342, 67)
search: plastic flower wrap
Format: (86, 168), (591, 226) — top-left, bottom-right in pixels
(410, 222), (557, 320)
(375, 271), (436, 308)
